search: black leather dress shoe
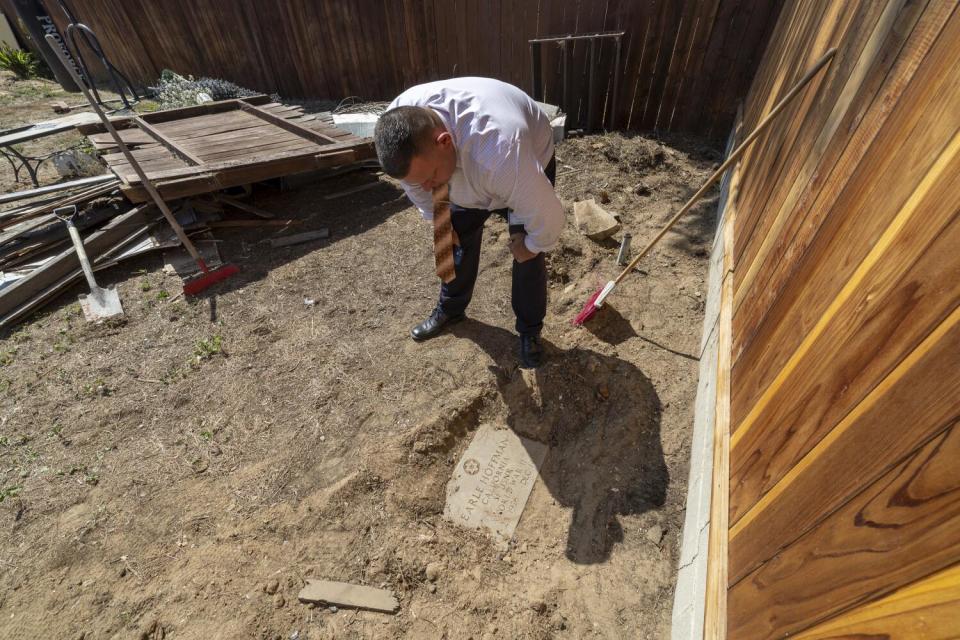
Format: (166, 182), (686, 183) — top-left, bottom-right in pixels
(410, 308), (465, 341)
(519, 333), (544, 369)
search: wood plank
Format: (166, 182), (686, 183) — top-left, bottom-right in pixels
(730, 14), (960, 430)
(0, 175), (118, 206)
(703, 199), (734, 640)
(794, 563), (960, 640)
(728, 419), (960, 639)
(120, 147), (367, 203)
(178, 130), (313, 159)
(238, 101), (339, 145)
(730, 305), (960, 585)
(133, 117), (204, 166)
(729, 131), (960, 526)
(269, 229), (330, 247)
(75, 96), (271, 134)
(119, 140), (373, 185)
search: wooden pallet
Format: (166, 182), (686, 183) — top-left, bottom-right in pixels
(77, 96), (375, 202)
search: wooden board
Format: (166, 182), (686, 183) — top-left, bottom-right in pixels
(794, 563), (960, 639)
(728, 419), (960, 639)
(77, 97), (374, 202)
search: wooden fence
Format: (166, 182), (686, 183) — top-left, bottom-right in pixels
(25, 0), (783, 139)
(711, 0), (960, 637)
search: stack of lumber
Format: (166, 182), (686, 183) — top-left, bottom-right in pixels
(0, 177), (167, 329)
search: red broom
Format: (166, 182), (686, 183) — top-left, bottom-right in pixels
(572, 46), (838, 326)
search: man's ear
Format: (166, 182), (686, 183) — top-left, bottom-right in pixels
(436, 131), (453, 148)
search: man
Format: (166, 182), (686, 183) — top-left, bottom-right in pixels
(374, 77), (564, 368)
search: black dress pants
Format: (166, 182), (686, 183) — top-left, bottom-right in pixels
(437, 156), (556, 336)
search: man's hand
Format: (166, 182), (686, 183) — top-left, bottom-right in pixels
(509, 232), (539, 263)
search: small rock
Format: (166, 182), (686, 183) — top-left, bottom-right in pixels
(328, 605), (338, 613)
(289, 631), (300, 640)
(412, 440), (430, 453)
(303, 298), (316, 307)
(429, 584), (437, 593)
(502, 554), (512, 564)
(646, 524), (664, 546)
(264, 578), (280, 595)
(425, 562), (442, 582)
(273, 593), (285, 608)
(573, 199), (621, 241)
(596, 384), (610, 401)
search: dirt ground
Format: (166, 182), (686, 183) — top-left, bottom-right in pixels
(0, 71), (721, 639)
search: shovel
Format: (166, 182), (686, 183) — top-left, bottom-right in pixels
(55, 205), (124, 322)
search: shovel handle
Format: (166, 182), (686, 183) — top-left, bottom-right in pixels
(58, 210), (101, 292)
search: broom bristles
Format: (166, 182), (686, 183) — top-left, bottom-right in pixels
(571, 286), (604, 326)
(183, 263), (240, 296)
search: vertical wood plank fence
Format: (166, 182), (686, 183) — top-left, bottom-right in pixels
(716, 0), (960, 637)
(31, 0), (783, 140)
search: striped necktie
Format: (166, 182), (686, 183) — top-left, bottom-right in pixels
(432, 183), (458, 283)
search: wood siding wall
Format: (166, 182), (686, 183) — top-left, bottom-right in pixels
(36, 0), (782, 139)
(723, 0), (960, 637)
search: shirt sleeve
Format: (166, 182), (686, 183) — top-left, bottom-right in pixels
(398, 180), (435, 220)
(483, 143), (565, 254)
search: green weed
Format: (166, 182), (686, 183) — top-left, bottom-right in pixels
(0, 46), (39, 79)
(193, 335), (223, 361)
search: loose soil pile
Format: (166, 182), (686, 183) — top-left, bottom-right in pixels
(1, 73), (720, 639)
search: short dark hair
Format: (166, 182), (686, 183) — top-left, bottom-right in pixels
(374, 106), (437, 179)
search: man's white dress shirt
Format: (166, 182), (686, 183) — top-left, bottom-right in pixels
(388, 77), (565, 254)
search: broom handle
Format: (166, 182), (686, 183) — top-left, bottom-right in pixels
(612, 46), (837, 286)
(45, 35), (208, 269)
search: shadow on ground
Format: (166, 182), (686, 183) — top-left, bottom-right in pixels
(450, 320), (667, 565)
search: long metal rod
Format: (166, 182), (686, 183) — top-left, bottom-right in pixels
(562, 40), (569, 122)
(530, 30), (625, 44)
(587, 39), (597, 132)
(611, 36), (623, 130)
(529, 42), (542, 101)
(45, 34), (208, 270)
(612, 47), (839, 286)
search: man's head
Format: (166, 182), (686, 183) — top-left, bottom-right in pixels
(374, 106), (457, 191)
